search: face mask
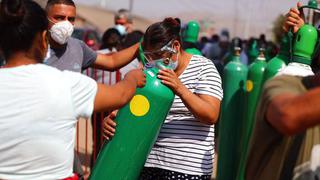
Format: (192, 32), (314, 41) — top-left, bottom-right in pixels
(49, 20), (74, 45)
(115, 24), (127, 36)
(145, 58), (164, 69)
(144, 55), (179, 70)
(143, 40), (179, 70)
(169, 54), (179, 70)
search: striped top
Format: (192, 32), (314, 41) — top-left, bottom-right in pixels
(144, 55), (223, 175)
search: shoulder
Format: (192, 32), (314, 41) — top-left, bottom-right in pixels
(68, 37), (87, 49)
(191, 55), (215, 65)
(190, 55), (219, 73)
(68, 37), (83, 44)
(33, 64), (63, 74)
(265, 75), (304, 92)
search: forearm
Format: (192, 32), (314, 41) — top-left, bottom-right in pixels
(94, 43), (139, 71)
(93, 78), (137, 112)
(268, 88), (320, 135)
(178, 86), (220, 125)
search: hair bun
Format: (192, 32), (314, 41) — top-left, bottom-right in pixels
(0, 0), (25, 25)
(163, 17), (181, 34)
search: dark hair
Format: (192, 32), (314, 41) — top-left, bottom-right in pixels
(46, 0), (75, 9)
(100, 28), (122, 51)
(115, 9), (132, 23)
(143, 17), (181, 51)
(0, 0), (48, 59)
(122, 30), (144, 49)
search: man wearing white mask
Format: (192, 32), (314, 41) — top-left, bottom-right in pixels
(114, 8), (133, 35)
(45, 0), (139, 73)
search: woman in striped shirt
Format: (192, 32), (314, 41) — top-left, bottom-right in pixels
(104, 17), (223, 180)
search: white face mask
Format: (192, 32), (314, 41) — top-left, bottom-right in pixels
(49, 20), (74, 45)
(114, 24), (127, 36)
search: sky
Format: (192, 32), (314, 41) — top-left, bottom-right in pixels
(74, 0), (311, 39)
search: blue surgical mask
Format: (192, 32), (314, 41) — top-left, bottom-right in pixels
(169, 57), (179, 70)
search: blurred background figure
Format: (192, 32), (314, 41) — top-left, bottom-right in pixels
(114, 8), (133, 35)
(202, 34), (222, 61)
(99, 28), (122, 54)
(120, 30), (144, 79)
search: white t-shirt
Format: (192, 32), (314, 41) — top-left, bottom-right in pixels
(0, 64), (97, 179)
(277, 62), (314, 77)
(144, 55), (223, 175)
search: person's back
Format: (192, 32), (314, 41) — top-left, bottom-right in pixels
(0, 0), (145, 178)
(0, 64), (96, 179)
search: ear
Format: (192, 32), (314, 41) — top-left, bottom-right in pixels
(173, 40), (181, 52)
(41, 30), (48, 50)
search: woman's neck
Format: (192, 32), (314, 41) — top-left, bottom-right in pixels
(3, 52), (38, 68)
(175, 50), (192, 76)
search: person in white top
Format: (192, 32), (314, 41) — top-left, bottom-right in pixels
(0, 0), (145, 179)
(104, 18), (223, 180)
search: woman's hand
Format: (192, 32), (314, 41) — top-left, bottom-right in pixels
(157, 69), (186, 96)
(103, 110), (117, 140)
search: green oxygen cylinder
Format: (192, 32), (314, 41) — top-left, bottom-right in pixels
(236, 48), (267, 180)
(183, 20), (200, 43)
(217, 47), (248, 180)
(278, 24), (317, 77)
(183, 21), (202, 55)
(277, 24), (317, 77)
(247, 40), (259, 64)
(89, 62), (175, 180)
(224, 37), (242, 65)
(185, 48), (202, 55)
(261, 35), (289, 84)
(292, 24), (317, 65)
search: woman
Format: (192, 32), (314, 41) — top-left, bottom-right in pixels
(0, 0), (145, 179)
(105, 18), (223, 179)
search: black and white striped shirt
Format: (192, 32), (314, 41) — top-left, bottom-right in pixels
(144, 55), (223, 175)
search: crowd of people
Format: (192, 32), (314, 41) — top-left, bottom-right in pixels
(0, 0), (319, 180)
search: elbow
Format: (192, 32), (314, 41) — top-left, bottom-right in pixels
(200, 113), (219, 125)
(278, 114), (300, 136)
(207, 115), (219, 125)
(203, 106), (221, 125)
(268, 109), (300, 136)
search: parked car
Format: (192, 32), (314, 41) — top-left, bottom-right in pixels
(72, 28), (101, 50)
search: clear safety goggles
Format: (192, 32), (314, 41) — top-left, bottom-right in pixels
(142, 40), (177, 68)
(143, 40), (177, 61)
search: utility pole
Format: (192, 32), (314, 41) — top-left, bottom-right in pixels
(99, 0), (107, 8)
(129, 0), (134, 13)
